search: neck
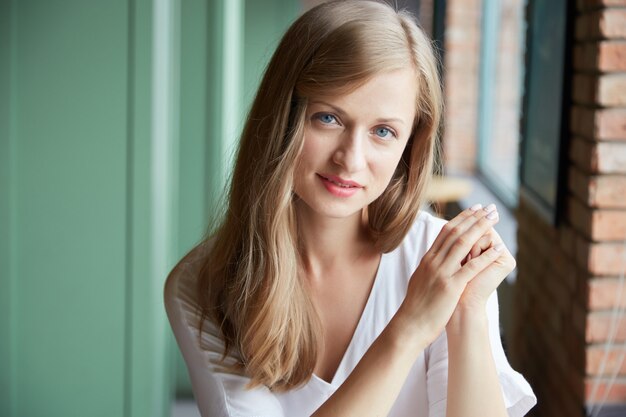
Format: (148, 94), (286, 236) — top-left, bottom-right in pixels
(296, 202), (375, 277)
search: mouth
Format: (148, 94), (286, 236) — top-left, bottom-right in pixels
(317, 174), (363, 188)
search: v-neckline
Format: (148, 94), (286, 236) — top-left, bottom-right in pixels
(311, 251), (387, 388)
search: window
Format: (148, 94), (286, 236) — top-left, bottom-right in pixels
(477, 0), (527, 208)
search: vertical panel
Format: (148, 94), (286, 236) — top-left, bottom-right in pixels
(243, 0), (299, 109)
(178, 0), (210, 251)
(1, 1), (181, 416)
(173, 0), (211, 397)
(0, 0), (16, 415)
(127, 0), (176, 415)
(13, 1), (128, 415)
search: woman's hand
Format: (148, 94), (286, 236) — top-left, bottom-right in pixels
(453, 216), (516, 314)
(395, 204), (503, 345)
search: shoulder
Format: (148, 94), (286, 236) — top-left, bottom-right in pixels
(164, 238), (213, 315)
(164, 240), (286, 416)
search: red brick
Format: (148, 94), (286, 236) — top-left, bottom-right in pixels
(568, 196), (593, 238)
(569, 166), (589, 202)
(593, 175), (626, 208)
(571, 106), (626, 141)
(600, 8), (626, 39)
(592, 210), (626, 241)
(573, 298), (589, 335)
(578, 0), (626, 11)
(568, 366), (587, 405)
(585, 376), (626, 403)
(552, 242), (579, 292)
(560, 224), (578, 258)
(570, 137), (626, 174)
(572, 41), (626, 72)
(576, 234), (593, 271)
(598, 41), (626, 72)
(573, 43), (595, 71)
(597, 141), (626, 173)
(564, 319), (588, 373)
(573, 74), (598, 104)
(589, 242), (626, 275)
(598, 74), (626, 106)
(570, 136), (596, 172)
(577, 268), (593, 307)
(596, 108), (626, 140)
(588, 277), (626, 309)
(576, 9), (626, 39)
(571, 106), (595, 138)
(587, 345), (626, 376)
(538, 315), (570, 373)
(595, 208), (624, 238)
(587, 311), (626, 343)
(576, 13), (591, 39)
(571, 196), (626, 241)
(572, 74), (626, 106)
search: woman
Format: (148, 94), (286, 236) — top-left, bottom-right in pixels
(164, 1), (537, 416)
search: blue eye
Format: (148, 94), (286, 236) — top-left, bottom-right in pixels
(317, 113), (337, 124)
(375, 127), (394, 139)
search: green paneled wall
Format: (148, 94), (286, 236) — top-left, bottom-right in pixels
(5, 0), (130, 415)
(0, 0), (300, 415)
(0, 0), (16, 415)
(0, 0), (170, 415)
(243, 0), (299, 111)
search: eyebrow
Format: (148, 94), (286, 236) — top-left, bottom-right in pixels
(309, 100), (406, 126)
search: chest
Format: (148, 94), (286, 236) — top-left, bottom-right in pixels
(307, 258), (380, 383)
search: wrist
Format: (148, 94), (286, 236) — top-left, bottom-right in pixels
(447, 306), (489, 336)
(387, 305), (432, 352)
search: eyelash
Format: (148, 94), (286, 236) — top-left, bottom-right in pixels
(313, 112), (398, 140)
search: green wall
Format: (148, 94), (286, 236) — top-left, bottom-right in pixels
(0, 0), (299, 415)
(0, 0), (174, 415)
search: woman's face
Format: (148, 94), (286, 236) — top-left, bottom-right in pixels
(293, 68), (418, 221)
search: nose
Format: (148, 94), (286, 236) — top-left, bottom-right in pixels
(332, 129), (367, 172)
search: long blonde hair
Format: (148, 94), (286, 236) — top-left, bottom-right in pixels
(197, 0), (443, 392)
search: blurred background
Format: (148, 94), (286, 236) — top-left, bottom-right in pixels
(1, 0), (625, 416)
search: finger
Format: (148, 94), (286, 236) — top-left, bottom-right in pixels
(437, 204), (499, 262)
(466, 246), (516, 287)
(470, 234), (494, 259)
(444, 210), (500, 266)
(461, 252), (472, 267)
(452, 243), (505, 284)
(429, 203), (483, 253)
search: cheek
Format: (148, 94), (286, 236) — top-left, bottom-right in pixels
(373, 150), (405, 184)
(302, 131), (330, 155)
(300, 133), (333, 167)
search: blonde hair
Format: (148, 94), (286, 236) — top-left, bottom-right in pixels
(197, 0), (443, 391)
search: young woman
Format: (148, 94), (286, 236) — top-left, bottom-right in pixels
(164, 1), (536, 416)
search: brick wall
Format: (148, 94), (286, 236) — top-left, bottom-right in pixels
(442, 0), (481, 174)
(512, 1), (626, 416)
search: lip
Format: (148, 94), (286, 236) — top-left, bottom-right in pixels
(317, 173), (363, 188)
(316, 173), (363, 198)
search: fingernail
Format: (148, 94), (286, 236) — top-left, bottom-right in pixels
(470, 203), (482, 211)
(483, 203), (496, 212)
(487, 210), (499, 220)
(494, 243), (504, 252)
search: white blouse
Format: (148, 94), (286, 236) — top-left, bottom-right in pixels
(164, 210), (537, 417)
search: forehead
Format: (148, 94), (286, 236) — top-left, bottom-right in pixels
(308, 68), (419, 122)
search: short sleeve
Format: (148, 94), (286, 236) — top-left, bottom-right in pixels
(426, 291), (537, 417)
(164, 244), (285, 417)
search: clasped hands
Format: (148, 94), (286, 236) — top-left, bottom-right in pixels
(399, 203), (516, 343)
